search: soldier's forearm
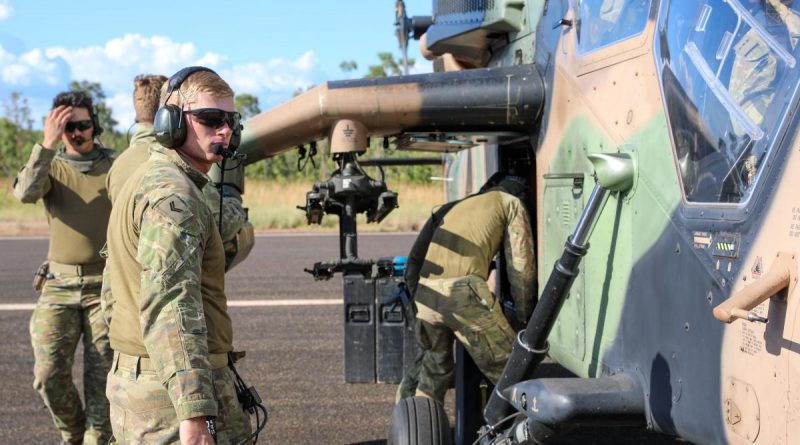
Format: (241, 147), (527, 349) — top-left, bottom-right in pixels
(13, 143), (54, 203)
(219, 195), (246, 243)
(140, 296), (218, 420)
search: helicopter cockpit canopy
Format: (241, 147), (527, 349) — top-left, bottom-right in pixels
(658, 0), (800, 203)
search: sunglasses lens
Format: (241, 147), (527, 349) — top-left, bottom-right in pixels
(195, 111), (226, 128)
(191, 109), (240, 130)
(66, 120), (92, 132)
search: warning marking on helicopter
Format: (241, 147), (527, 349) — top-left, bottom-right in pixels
(789, 208), (800, 237)
(740, 321), (764, 355)
(0, 299), (343, 311)
(711, 233), (741, 259)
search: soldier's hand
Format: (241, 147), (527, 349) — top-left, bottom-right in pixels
(42, 105), (72, 149)
(179, 417), (216, 445)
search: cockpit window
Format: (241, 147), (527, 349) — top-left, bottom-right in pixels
(659, 0), (800, 203)
(576, 0), (653, 54)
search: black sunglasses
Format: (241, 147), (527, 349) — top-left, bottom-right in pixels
(185, 108), (241, 130)
(65, 120), (93, 133)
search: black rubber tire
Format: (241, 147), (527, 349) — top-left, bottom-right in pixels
(389, 396), (452, 445)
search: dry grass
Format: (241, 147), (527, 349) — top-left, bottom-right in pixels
(244, 180), (444, 232)
(0, 178), (444, 234)
(0, 178), (48, 235)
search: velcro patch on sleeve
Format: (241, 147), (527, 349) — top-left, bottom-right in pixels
(152, 195), (194, 226)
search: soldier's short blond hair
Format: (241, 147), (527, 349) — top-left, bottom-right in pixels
(133, 74), (168, 123)
(160, 70), (234, 108)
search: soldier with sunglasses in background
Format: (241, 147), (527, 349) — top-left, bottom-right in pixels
(14, 91), (116, 445)
(104, 67), (253, 444)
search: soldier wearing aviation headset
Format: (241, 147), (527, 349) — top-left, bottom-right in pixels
(104, 67), (254, 444)
(15, 90), (116, 445)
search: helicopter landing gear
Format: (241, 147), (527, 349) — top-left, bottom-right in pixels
(389, 396), (452, 445)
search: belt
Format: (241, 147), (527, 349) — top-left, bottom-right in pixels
(115, 351), (230, 373)
(48, 260), (105, 276)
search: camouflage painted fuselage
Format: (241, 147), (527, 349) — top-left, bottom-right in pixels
(484, 1), (800, 444)
(236, 0), (800, 443)
(436, 0), (800, 443)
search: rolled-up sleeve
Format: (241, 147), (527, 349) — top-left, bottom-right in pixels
(503, 196), (536, 323)
(13, 143), (54, 203)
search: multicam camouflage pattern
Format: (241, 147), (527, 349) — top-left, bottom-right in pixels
(106, 123), (246, 244)
(419, 190), (535, 323)
(107, 352), (251, 445)
(106, 142), (235, 438)
(30, 273), (112, 445)
(398, 190), (534, 403)
(14, 141), (115, 444)
(102, 125), (246, 329)
(412, 276), (516, 403)
(204, 184), (246, 244)
(496, 191), (536, 323)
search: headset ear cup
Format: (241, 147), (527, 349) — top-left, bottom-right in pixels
(154, 104), (186, 148)
(92, 107), (103, 137)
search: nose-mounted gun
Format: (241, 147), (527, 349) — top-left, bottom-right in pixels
(298, 119), (399, 280)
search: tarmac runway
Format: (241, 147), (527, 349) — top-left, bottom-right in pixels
(0, 234), (687, 444)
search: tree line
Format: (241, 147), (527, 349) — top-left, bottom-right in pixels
(0, 52), (440, 184)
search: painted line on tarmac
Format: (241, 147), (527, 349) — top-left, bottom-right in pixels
(0, 303), (36, 310)
(227, 299), (341, 307)
(0, 299), (342, 311)
(254, 232), (416, 238)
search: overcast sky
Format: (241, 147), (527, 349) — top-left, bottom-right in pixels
(0, 0), (432, 130)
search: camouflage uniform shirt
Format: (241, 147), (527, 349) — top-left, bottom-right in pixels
(15, 143), (116, 264)
(14, 142), (116, 445)
(106, 142), (232, 421)
(419, 190), (535, 321)
(107, 123), (246, 243)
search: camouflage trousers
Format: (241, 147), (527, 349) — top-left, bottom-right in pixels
(107, 352), (252, 444)
(30, 272), (113, 445)
(400, 275), (516, 404)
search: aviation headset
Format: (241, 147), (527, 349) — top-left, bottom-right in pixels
(89, 105), (103, 138)
(154, 66), (242, 149)
(90, 106), (103, 137)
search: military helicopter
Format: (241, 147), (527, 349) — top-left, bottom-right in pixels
(235, 0), (800, 444)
